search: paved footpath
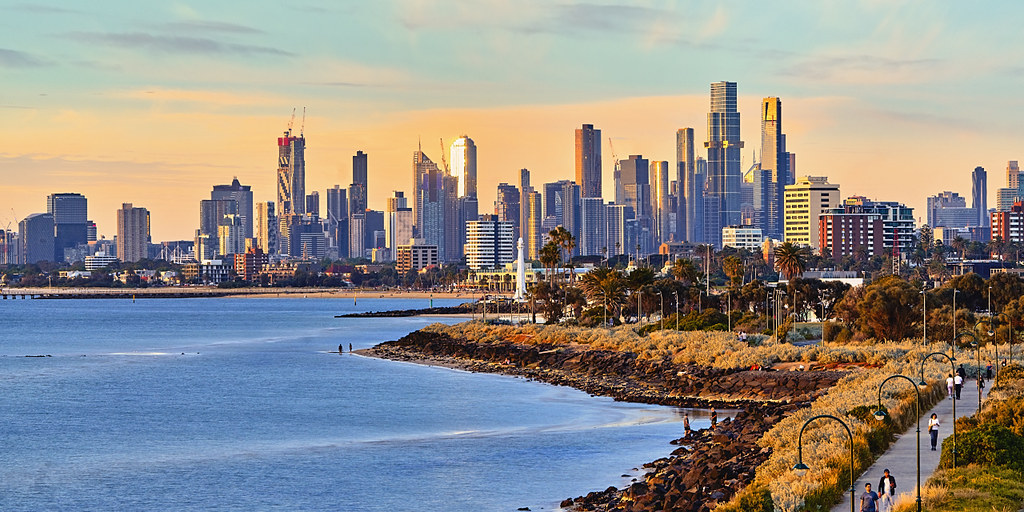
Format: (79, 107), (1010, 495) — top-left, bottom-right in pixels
(830, 378), (990, 512)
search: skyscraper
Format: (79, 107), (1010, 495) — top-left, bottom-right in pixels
(580, 197), (607, 257)
(46, 192), (88, 262)
(705, 81), (743, 247)
(350, 151), (368, 214)
(495, 183), (521, 242)
(211, 178), (253, 238)
(972, 166), (988, 226)
(416, 151), (450, 261)
(277, 129), (305, 215)
(255, 201), (277, 254)
(676, 128), (697, 242)
(413, 148), (441, 232)
(19, 213), (54, 264)
(519, 168), (531, 248)
(759, 97), (789, 239)
(326, 186), (348, 256)
(650, 160), (670, 246)
(465, 215), (514, 270)
(306, 192), (320, 218)
(1008, 161), (1021, 190)
(117, 203), (150, 263)
(783, 177), (840, 252)
(450, 136), (477, 198)
(575, 124), (602, 198)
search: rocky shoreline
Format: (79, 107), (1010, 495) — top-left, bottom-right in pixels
(365, 329), (846, 511)
(335, 304), (475, 318)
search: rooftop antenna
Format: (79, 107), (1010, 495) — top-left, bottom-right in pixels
(300, 107), (306, 137)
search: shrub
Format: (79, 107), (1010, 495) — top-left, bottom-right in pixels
(939, 423), (1024, 472)
(822, 322), (842, 342)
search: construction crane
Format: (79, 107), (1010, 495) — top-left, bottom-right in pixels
(300, 107), (306, 137)
(607, 137), (619, 174)
(439, 138), (450, 173)
(287, 107), (296, 132)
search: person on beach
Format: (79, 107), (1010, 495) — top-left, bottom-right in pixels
(338, 344), (344, 353)
(710, 408), (718, 430)
(877, 469), (896, 512)
(946, 374), (954, 399)
(349, 343), (353, 353)
(860, 483), (879, 512)
(683, 414), (691, 438)
(954, 373), (963, 400)
(928, 413), (940, 451)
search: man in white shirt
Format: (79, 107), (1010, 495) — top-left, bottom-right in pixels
(954, 373), (964, 400)
(877, 469), (896, 512)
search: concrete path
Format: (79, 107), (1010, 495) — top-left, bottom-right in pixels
(830, 377), (991, 512)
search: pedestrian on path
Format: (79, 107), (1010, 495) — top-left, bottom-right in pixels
(928, 413), (940, 451)
(987, 361), (994, 379)
(877, 469), (896, 512)
(979, 376), (986, 393)
(954, 373), (964, 400)
(946, 374), (955, 399)
(860, 483), (879, 512)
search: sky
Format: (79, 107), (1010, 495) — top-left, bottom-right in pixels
(3, 0), (1024, 241)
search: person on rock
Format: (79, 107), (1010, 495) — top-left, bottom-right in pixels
(710, 407), (718, 430)
(860, 482), (879, 512)
(683, 414), (691, 438)
(928, 413), (940, 451)
(877, 469), (896, 512)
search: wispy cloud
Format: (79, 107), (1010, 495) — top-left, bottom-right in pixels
(154, 20), (265, 35)
(0, 48), (50, 68)
(9, 3), (82, 14)
(64, 32), (294, 57)
(780, 54), (944, 85)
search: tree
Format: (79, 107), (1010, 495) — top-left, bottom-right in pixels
(951, 236), (968, 260)
(855, 276), (921, 341)
(774, 242), (809, 281)
(580, 267), (628, 323)
(548, 226), (577, 283)
(722, 255), (744, 289)
(539, 241), (561, 281)
(670, 257), (701, 286)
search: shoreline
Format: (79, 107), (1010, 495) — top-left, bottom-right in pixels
(5, 287), (492, 300)
(362, 326), (844, 511)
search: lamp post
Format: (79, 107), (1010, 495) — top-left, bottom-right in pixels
(971, 341), (982, 410)
(727, 291), (732, 332)
(873, 375), (923, 512)
(674, 291), (679, 330)
(920, 288), (927, 344)
(952, 289), (960, 351)
(637, 288), (643, 327)
(920, 350), (957, 468)
(657, 290), (665, 330)
(793, 414), (855, 512)
(975, 317), (1002, 377)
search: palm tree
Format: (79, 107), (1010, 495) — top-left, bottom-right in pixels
(580, 267), (628, 323)
(548, 226), (577, 283)
(539, 241), (561, 282)
(722, 255), (744, 289)
(951, 236), (968, 260)
(671, 258), (701, 285)
(774, 242), (809, 281)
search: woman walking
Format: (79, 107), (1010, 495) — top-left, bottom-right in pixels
(945, 374), (954, 399)
(928, 413), (940, 451)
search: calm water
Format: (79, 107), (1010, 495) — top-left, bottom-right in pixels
(0, 297), (705, 511)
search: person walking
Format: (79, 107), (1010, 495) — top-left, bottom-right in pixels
(928, 413), (940, 451)
(987, 361), (994, 379)
(710, 407), (718, 430)
(946, 374), (955, 399)
(860, 482), (879, 512)
(877, 469), (897, 512)
(683, 414), (691, 438)
(954, 373), (964, 400)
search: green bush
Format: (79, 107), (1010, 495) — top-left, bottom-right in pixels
(822, 322), (842, 342)
(996, 363), (1024, 389)
(939, 423), (1024, 472)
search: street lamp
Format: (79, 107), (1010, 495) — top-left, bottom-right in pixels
(920, 351), (957, 468)
(793, 414), (855, 512)
(674, 290), (679, 330)
(920, 288), (927, 344)
(726, 291), (732, 332)
(952, 289), (960, 351)
(657, 290), (665, 331)
(873, 375), (923, 512)
(971, 341), (982, 411)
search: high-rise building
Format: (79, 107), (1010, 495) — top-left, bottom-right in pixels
(197, 199), (237, 259)
(217, 214), (245, 256)
(211, 178), (253, 238)
(450, 136), (477, 198)
(606, 204), (631, 256)
(364, 209), (385, 254)
(525, 190), (543, 260)
(117, 203), (150, 263)
(19, 213), (55, 264)
(561, 182), (582, 255)
(465, 215), (514, 270)
(413, 148), (441, 233)
(972, 166), (988, 227)
(1008, 161), (1021, 190)
(841, 196), (915, 257)
(495, 183), (521, 241)
(676, 128), (697, 242)
(819, 207), (884, 261)
(759, 97), (789, 239)
(783, 176), (840, 252)
(350, 151), (368, 214)
(705, 81), (744, 247)
(255, 201), (277, 254)
(580, 197), (607, 257)
(991, 202), (1024, 243)
(519, 168), (531, 248)
(0, 229), (20, 265)
(305, 192), (320, 219)
(927, 191), (976, 228)
(388, 207), (414, 259)
(46, 192), (88, 262)
(692, 157), (707, 244)
(415, 150), (456, 261)
(349, 213), (366, 260)
(326, 186), (348, 256)
(650, 160), (670, 246)
(543, 179), (573, 223)
(722, 226), (764, 251)
(575, 124), (602, 198)
(277, 129), (305, 215)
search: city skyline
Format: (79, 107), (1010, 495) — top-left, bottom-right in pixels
(4, 2), (1024, 241)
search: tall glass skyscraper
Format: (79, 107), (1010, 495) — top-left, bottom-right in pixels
(675, 128), (697, 242)
(705, 81), (743, 247)
(46, 192), (88, 262)
(277, 129), (305, 215)
(972, 166), (988, 226)
(759, 97), (789, 239)
(450, 136), (477, 199)
(575, 124), (602, 198)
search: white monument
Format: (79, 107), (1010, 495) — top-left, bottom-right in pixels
(513, 237), (526, 300)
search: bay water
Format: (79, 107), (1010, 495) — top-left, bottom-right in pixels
(0, 297), (706, 511)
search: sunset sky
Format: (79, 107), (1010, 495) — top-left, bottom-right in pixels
(3, 1), (1024, 241)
